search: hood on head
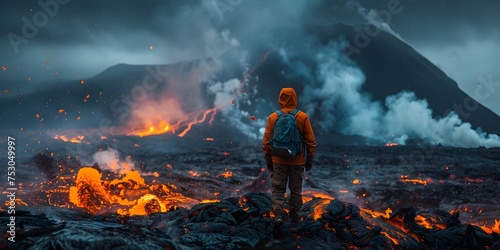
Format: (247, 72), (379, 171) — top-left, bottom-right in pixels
(279, 88), (297, 110)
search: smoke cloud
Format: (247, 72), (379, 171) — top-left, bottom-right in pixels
(279, 39), (500, 148)
(121, 28), (241, 136)
(207, 77), (267, 139)
(347, 0), (403, 40)
(89, 148), (135, 174)
(7, 0), (496, 148)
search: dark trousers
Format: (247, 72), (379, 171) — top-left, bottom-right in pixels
(271, 164), (304, 213)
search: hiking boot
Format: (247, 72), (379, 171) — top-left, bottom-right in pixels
(273, 206), (285, 224)
(274, 209), (283, 224)
(290, 210), (300, 223)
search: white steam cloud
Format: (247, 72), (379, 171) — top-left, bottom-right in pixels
(383, 92), (500, 147)
(89, 148), (135, 174)
(282, 40), (500, 148)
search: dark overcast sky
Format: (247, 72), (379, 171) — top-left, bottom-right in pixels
(1, 0), (499, 114)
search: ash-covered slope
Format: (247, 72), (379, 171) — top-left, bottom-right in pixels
(326, 24), (500, 135)
(233, 23), (500, 139)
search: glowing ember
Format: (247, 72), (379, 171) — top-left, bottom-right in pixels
(189, 171), (202, 177)
(217, 171), (233, 178)
(385, 142), (399, 147)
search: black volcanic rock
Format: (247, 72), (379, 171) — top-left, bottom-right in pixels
(3, 194), (499, 250)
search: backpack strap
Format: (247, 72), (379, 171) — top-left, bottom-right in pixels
(276, 109), (300, 116)
(289, 109), (300, 116)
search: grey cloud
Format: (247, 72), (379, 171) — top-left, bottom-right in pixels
(1, 0), (498, 115)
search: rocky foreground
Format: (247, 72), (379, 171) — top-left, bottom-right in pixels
(2, 192), (499, 250)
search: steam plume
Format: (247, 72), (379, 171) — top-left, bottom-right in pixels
(90, 148), (135, 174)
(280, 40), (500, 148)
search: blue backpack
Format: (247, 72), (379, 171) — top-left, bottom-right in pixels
(270, 109), (303, 158)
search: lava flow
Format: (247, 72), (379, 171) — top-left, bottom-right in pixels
(67, 167), (198, 215)
(53, 134), (85, 143)
(124, 107), (217, 137)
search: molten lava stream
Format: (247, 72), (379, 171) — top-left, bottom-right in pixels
(478, 219), (500, 234)
(69, 167), (198, 216)
(124, 108), (217, 138)
(360, 208), (421, 246)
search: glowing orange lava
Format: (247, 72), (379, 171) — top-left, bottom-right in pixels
(400, 175), (433, 185)
(415, 215), (447, 230)
(217, 171), (234, 178)
(313, 199), (332, 220)
(361, 207), (393, 219)
(477, 220), (500, 234)
(69, 167), (198, 215)
(125, 108), (217, 137)
(53, 134), (85, 143)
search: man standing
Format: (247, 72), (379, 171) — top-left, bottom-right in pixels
(262, 87), (316, 224)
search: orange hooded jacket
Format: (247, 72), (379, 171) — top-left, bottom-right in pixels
(262, 88), (316, 166)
